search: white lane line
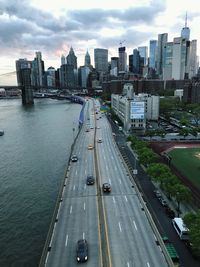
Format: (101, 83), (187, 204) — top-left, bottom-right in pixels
(112, 196), (116, 204)
(127, 262), (130, 267)
(111, 156), (114, 160)
(84, 184), (86, 190)
(118, 222), (122, 232)
(85, 169), (87, 175)
(75, 170), (78, 175)
(73, 185), (75, 191)
(119, 179), (121, 184)
(124, 195), (128, 202)
(65, 234), (68, 247)
(83, 232), (85, 239)
(84, 202), (86, 211)
(133, 220), (138, 231)
(104, 156), (106, 160)
(115, 166), (117, 171)
(85, 159), (87, 163)
(147, 263), (150, 267)
(106, 165), (108, 170)
(109, 178), (111, 184)
(78, 152), (80, 155)
(70, 205), (72, 214)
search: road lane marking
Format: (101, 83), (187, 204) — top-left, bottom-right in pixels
(75, 170), (77, 175)
(133, 220), (138, 231)
(73, 185), (75, 191)
(106, 165), (108, 170)
(84, 202), (86, 211)
(65, 234), (68, 247)
(104, 156), (106, 160)
(112, 196), (116, 204)
(147, 263), (150, 267)
(83, 232), (85, 239)
(115, 166), (117, 170)
(109, 178), (111, 185)
(124, 195), (128, 202)
(84, 184), (86, 190)
(85, 159), (87, 163)
(118, 222), (122, 232)
(127, 263), (130, 267)
(85, 169), (87, 174)
(119, 179), (121, 184)
(70, 205), (72, 214)
(111, 156), (114, 160)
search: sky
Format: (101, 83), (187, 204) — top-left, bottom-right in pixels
(0, 0), (200, 85)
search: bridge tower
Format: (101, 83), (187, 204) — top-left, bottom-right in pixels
(21, 85), (34, 105)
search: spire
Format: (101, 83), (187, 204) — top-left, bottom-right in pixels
(185, 12), (187, 27)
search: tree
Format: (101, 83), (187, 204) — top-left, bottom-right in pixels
(172, 184), (192, 216)
(187, 104), (200, 126)
(138, 148), (159, 166)
(147, 163), (171, 185)
(190, 128), (198, 139)
(162, 174), (180, 199)
(184, 210), (200, 258)
(178, 128), (189, 139)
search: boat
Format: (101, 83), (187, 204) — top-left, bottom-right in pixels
(0, 130), (4, 136)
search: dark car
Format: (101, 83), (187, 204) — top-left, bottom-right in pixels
(165, 207), (175, 218)
(76, 239), (88, 262)
(71, 155), (78, 162)
(86, 175), (95, 185)
(102, 183), (111, 192)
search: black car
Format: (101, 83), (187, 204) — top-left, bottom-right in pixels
(165, 207), (175, 218)
(71, 155), (78, 162)
(102, 183), (111, 192)
(76, 239), (88, 262)
(86, 175), (95, 185)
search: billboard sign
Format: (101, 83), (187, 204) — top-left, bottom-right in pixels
(130, 101), (145, 119)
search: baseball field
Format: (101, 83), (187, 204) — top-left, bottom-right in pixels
(168, 147), (200, 190)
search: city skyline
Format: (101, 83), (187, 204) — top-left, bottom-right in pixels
(0, 0), (200, 85)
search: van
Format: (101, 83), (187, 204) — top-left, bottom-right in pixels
(119, 126), (122, 131)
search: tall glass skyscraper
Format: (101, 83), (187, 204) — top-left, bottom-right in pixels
(138, 46), (148, 66)
(118, 46), (127, 72)
(66, 47), (77, 69)
(85, 50), (91, 66)
(149, 40), (157, 69)
(94, 48), (108, 72)
(156, 33), (168, 77)
(181, 13), (190, 40)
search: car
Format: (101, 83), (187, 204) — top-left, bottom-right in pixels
(102, 183), (111, 192)
(76, 239), (88, 262)
(71, 155), (78, 162)
(85, 128), (89, 132)
(159, 198), (168, 207)
(90, 126), (94, 129)
(86, 175), (95, 185)
(96, 126), (100, 129)
(97, 138), (102, 143)
(153, 190), (162, 198)
(112, 132), (116, 137)
(165, 207), (175, 218)
(87, 144), (93, 150)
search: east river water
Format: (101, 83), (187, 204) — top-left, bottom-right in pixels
(0, 98), (82, 267)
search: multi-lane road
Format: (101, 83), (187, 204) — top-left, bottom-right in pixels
(45, 99), (168, 267)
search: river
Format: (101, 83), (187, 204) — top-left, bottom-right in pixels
(0, 98), (82, 267)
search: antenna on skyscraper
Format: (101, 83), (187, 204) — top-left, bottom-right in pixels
(185, 12), (188, 27)
(119, 40), (126, 47)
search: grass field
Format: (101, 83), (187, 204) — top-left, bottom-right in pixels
(169, 148), (200, 190)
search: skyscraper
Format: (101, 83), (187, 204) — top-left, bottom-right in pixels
(138, 46), (148, 66)
(85, 50), (91, 66)
(181, 13), (190, 40)
(189, 40), (198, 78)
(94, 48), (108, 72)
(118, 46), (127, 72)
(172, 37), (190, 80)
(132, 49), (140, 74)
(31, 51), (44, 87)
(110, 57), (119, 76)
(149, 40), (157, 69)
(66, 47), (77, 69)
(61, 54), (66, 65)
(163, 42), (173, 80)
(156, 33), (168, 77)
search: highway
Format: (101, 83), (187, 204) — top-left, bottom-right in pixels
(45, 98), (168, 267)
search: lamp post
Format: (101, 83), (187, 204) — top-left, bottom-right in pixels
(72, 127), (75, 142)
(133, 154), (138, 179)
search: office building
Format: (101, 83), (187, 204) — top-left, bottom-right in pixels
(85, 50), (91, 67)
(46, 67), (56, 87)
(133, 49), (140, 74)
(181, 13), (190, 40)
(156, 33), (168, 77)
(110, 57), (119, 76)
(66, 47), (77, 69)
(118, 46), (127, 72)
(138, 46), (148, 66)
(31, 51), (45, 87)
(79, 66), (90, 88)
(163, 42), (173, 80)
(94, 48), (108, 73)
(149, 40), (157, 69)
(189, 40), (198, 78)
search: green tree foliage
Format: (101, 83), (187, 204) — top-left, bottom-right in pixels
(184, 210), (200, 257)
(162, 174), (180, 198)
(187, 104), (200, 126)
(138, 149), (159, 166)
(172, 184), (192, 216)
(147, 163), (171, 185)
(178, 128), (189, 138)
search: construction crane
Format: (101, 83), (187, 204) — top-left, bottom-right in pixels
(119, 40), (126, 47)
(0, 71), (16, 77)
